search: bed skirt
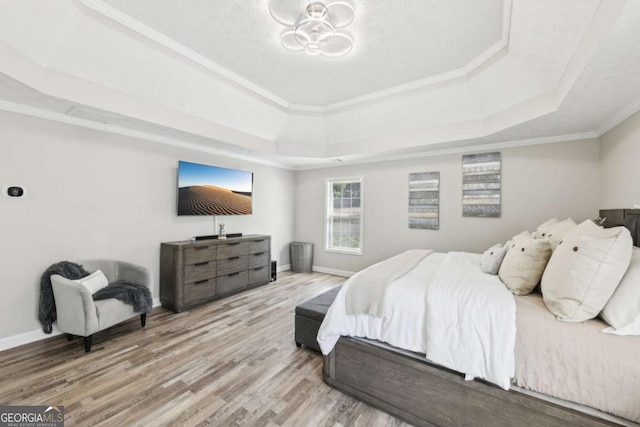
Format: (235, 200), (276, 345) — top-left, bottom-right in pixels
(323, 337), (624, 427)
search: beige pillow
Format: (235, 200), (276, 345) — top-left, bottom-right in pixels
(503, 231), (530, 253)
(532, 218), (559, 239)
(547, 218), (577, 250)
(542, 222), (633, 322)
(600, 247), (640, 335)
(74, 270), (109, 294)
(499, 236), (552, 295)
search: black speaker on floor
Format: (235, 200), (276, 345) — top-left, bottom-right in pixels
(270, 260), (277, 282)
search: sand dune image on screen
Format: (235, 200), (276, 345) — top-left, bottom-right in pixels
(178, 185), (252, 215)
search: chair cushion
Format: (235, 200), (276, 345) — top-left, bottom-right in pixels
(95, 298), (137, 330)
(74, 270), (109, 294)
(295, 286), (341, 321)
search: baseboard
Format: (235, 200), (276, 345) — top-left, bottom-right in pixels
(312, 266), (355, 277)
(277, 264), (291, 272)
(0, 297), (163, 353)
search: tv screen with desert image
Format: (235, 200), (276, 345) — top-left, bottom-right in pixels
(177, 161), (253, 216)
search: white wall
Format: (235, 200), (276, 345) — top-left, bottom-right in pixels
(295, 139), (601, 273)
(0, 111), (295, 341)
(600, 110), (640, 208)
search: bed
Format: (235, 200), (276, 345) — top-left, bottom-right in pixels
(318, 214), (640, 426)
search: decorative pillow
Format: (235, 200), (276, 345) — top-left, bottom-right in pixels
(542, 222), (633, 322)
(480, 244), (507, 275)
(531, 218), (559, 239)
(600, 247), (640, 335)
(74, 270), (109, 294)
(547, 218), (577, 250)
(503, 231), (530, 252)
(499, 236), (552, 295)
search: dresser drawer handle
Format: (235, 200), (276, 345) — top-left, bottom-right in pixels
(254, 252), (265, 256)
(194, 262), (209, 266)
(228, 242), (240, 246)
(228, 272), (240, 277)
(194, 279), (209, 285)
(253, 266), (265, 271)
(228, 256), (240, 261)
(253, 239), (265, 243)
(194, 246), (209, 250)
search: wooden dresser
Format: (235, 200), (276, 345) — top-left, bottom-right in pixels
(160, 235), (271, 312)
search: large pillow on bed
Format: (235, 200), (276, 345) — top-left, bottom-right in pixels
(542, 221), (633, 322)
(503, 231), (530, 252)
(600, 247), (640, 335)
(480, 244), (507, 275)
(547, 218), (577, 250)
(532, 218), (559, 239)
(499, 236), (552, 295)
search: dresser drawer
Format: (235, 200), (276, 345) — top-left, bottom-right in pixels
(184, 279), (215, 304)
(249, 265), (269, 285)
(217, 241), (249, 259)
(217, 255), (248, 276)
(184, 261), (216, 284)
(249, 238), (269, 254)
(184, 245), (217, 265)
(217, 271), (249, 294)
(249, 251), (269, 269)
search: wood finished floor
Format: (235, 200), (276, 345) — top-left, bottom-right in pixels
(0, 272), (413, 427)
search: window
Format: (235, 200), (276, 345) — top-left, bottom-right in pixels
(326, 177), (363, 254)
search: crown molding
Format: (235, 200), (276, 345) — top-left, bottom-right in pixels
(80, 0), (513, 115)
(596, 94), (640, 136)
(0, 100), (295, 170)
(294, 131), (598, 171)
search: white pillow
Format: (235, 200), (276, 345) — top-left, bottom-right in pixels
(532, 218), (559, 239)
(74, 270), (109, 294)
(503, 231), (530, 252)
(600, 247), (640, 335)
(547, 218), (577, 251)
(480, 244), (507, 275)
(499, 236), (552, 295)
(542, 221), (633, 322)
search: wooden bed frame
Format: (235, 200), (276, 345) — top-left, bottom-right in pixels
(323, 337), (624, 427)
(322, 213), (640, 427)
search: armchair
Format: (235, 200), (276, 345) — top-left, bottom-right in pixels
(50, 259), (153, 352)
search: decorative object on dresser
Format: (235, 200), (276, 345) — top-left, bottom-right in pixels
(160, 235), (271, 312)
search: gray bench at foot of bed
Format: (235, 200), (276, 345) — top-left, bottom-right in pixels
(294, 286), (341, 351)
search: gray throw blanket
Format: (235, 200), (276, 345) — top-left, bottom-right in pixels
(93, 281), (152, 314)
(39, 261), (90, 333)
(39, 261), (152, 334)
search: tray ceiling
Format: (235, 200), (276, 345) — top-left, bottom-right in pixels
(0, 0), (639, 169)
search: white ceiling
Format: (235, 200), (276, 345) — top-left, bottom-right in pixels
(0, 0), (639, 169)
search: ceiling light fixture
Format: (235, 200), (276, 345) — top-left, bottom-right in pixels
(269, 0), (355, 57)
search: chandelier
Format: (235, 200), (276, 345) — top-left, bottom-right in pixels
(269, 1), (355, 57)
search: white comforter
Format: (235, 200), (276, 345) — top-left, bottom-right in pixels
(317, 251), (517, 389)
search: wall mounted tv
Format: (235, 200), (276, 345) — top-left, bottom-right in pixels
(177, 161), (253, 216)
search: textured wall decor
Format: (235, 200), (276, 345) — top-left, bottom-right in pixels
(409, 171), (439, 229)
(462, 152), (501, 217)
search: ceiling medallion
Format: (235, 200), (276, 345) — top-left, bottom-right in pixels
(269, 0), (355, 57)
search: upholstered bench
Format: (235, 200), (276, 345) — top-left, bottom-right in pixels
(295, 286), (341, 351)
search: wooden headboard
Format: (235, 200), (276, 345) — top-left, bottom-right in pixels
(625, 212), (639, 247)
(599, 208), (640, 247)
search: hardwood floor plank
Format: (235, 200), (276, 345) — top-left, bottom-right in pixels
(0, 272), (413, 426)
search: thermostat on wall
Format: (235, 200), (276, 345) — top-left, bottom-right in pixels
(3, 185), (27, 198)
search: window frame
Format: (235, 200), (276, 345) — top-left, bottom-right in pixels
(325, 176), (364, 255)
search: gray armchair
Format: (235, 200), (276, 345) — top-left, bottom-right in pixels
(50, 259), (153, 352)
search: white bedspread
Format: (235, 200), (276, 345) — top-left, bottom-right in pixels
(317, 251), (517, 390)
